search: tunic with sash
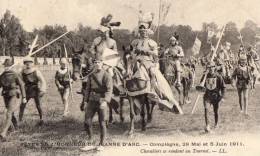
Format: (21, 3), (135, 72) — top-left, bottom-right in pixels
(84, 69), (113, 104)
(55, 68), (71, 89)
(203, 73), (225, 104)
(232, 65), (251, 89)
(0, 70), (26, 100)
(21, 69), (46, 98)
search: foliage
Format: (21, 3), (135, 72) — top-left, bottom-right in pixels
(0, 10), (259, 57)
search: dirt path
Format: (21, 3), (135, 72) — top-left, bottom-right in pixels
(0, 66), (259, 156)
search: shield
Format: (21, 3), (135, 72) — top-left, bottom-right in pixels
(206, 78), (217, 90)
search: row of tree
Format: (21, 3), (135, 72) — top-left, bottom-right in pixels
(0, 10), (259, 58)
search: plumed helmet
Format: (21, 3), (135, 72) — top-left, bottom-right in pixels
(97, 25), (110, 33)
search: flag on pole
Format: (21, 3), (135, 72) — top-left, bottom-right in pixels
(207, 26), (215, 37)
(192, 37), (201, 55)
(215, 30), (222, 39)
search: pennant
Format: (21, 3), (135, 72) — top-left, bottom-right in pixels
(192, 37), (201, 55)
(216, 31), (222, 39)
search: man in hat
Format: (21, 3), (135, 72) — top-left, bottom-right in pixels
(202, 61), (225, 132)
(164, 35), (184, 87)
(80, 54), (113, 147)
(0, 58), (26, 141)
(55, 58), (72, 116)
(19, 57), (46, 125)
(232, 55), (252, 115)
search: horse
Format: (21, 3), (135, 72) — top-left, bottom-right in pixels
(122, 45), (156, 135)
(71, 47), (126, 123)
(164, 59), (194, 106)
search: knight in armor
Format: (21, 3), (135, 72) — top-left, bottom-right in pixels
(19, 57), (46, 126)
(80, 55), (113, 147)
(164, 35), (184, 87)
(238, 45), (246, 59)
(216, 42), (231, 78)
(232, 55), (253, 115)
(129, 22), (159, 92)
(0, 58), (26, 141)
(202, 62), (225, 132)
(247, 46), (260, 71)
(55, 58), (72, 116)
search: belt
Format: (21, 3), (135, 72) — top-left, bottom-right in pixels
(89, 91), (104, 100)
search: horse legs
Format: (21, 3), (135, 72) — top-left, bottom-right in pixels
(147, 101), (155, 123)
(253, 76), (256, 89)
(120, 97), (125, 123)
(175, 86), (182, 105)
(108, 106), (113, 123)
(128, 97), (135, 136)
(141, 101), (146, 131)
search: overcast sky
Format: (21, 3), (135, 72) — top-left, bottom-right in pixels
(0, 0), (259, 31)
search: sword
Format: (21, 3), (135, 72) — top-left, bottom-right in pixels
(29, 35), (38, 55)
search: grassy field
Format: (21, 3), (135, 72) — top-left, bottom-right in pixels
(0, 65), (259, 156)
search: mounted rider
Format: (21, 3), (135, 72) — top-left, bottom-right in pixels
(126, 15), (183, 113)
(129, 21), (159, 95)
(164, 34), (185, 87)
(247, 46), (260, 72)
(216, 42), (232, 82)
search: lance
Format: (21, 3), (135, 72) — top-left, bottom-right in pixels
(191, 24), (226, 114)
(8, 31), (70, 70)
(29, 35), (39, 55)
(64, 44), (74, 103)
(157, 0), (162, 43)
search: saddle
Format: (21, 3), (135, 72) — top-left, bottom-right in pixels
(125, 61), (151, 95)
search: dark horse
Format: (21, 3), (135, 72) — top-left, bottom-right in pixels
(71, 47), (126, 123)
(164, 60), (194, 106)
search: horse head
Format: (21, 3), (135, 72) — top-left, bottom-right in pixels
(122, 45), (133, 66)
(71, 46), (85, 81)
